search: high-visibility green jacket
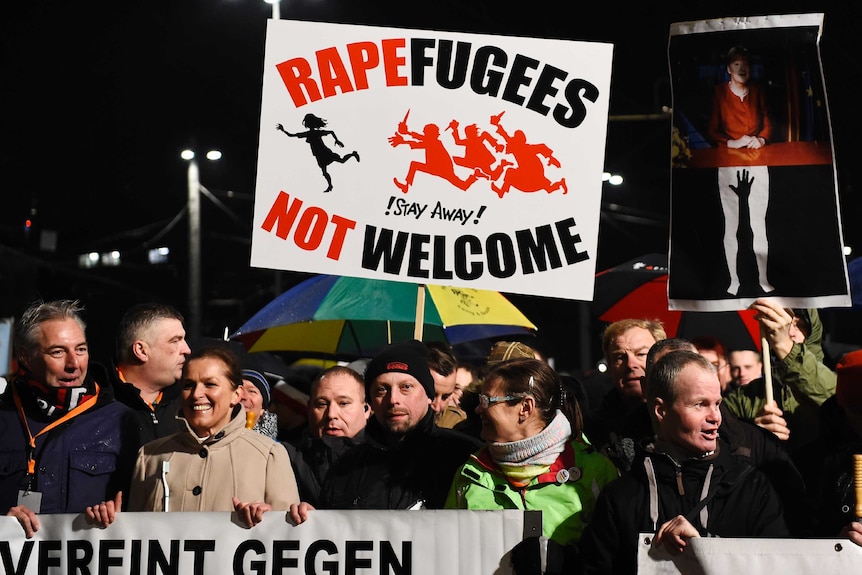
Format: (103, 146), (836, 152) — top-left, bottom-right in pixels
(444, 435), (619, 544)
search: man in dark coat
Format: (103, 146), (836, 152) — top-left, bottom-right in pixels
(290, 340), (482, 521)
(284, 365), (369, 506)
(587, 318), (666, 472)
(1, 300), (140, 537)
(579, 350), (789, 575)
(108, 302), (191, 444)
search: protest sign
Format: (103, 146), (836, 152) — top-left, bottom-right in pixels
(638, 532), (862, 574)
(667, 14), (850, 310)
(0, 509), (534, 575)
(251, 19), (612, 300)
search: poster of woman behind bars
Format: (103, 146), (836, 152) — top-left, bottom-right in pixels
(667, 14), (850, 311)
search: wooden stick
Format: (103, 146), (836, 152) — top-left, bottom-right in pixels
(414, 284), (426, 341)
(760, 329), (774, 405)
(854, 453), (862, 520)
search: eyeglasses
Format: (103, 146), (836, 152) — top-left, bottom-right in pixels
(477, 392), (527, 409)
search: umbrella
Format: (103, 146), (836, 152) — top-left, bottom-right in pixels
(592, 254), (761, 352)
(229, 274), (537, 358)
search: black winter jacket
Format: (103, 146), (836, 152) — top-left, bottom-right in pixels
(580, 437), (789, 575)
(107, 364), (184, 444)
(319, 409), (482, 509)
(284, 429), (365, 507)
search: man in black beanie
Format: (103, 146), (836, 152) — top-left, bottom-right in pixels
(290, 340), (482, 520)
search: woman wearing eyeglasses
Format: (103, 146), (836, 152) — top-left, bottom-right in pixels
(444, 358), (618, 548)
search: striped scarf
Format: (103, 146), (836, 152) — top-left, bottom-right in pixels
(18, 372), (97, 419)
(489, 410), (571, 487)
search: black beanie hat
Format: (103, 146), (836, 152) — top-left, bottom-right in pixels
(241, 369), (272, 407)
(364, 340), (435, 399)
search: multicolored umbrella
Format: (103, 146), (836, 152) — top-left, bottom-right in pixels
(592, 254), (761, 351)
(230, 274), (537, 357)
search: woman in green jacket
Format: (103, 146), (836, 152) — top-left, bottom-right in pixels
(444, 358), (618, 545)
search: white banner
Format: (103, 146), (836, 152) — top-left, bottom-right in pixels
(251, 20), (612, 301)
(0, 510), (531, 575)
(638, 533), (862, 574)
(2, 512), (858, 574)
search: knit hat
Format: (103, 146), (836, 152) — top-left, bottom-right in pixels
(486, 341), (539, 365)
(241, 369), (272, 407)
(364, 340), (434, 399)
(836, 349), (862, 412)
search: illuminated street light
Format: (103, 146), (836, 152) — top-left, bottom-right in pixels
(181, 147), (221, 339)
(602, 171), (624, 186)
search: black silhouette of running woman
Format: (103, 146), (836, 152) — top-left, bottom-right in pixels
(276, 113), (359, 193)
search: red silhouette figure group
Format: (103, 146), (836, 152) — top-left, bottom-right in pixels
(388, 110), (566, 198)
(388, 110), (486, 194)
(489, 112), (567, 198)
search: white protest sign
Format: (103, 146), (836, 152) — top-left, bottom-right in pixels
(0, 510), (530, 575)
(252, 19), (612, 300)
(638, 533), (862, 574)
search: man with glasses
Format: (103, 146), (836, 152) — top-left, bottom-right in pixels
(290, 340), (481, 522)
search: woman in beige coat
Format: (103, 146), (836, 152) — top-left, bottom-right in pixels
(87, 344), (299, 528)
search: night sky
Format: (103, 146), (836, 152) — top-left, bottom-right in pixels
(2, 1), (860, 370)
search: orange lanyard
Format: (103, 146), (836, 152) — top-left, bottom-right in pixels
(150, 391), (163, 409)
(117, 367), (161, 410)
(12, 383), (100, 475)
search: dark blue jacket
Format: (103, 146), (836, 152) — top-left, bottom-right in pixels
(0, 363), (141, 514)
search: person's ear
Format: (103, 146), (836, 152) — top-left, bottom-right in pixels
(230, 385), (242, 407)
(16, 351), (30, 372)
(519, 395), (535, 421)
(653, 397), (666, 423)
(132, 340), (148, 362)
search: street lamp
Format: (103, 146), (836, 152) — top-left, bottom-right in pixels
(263, 0), (280, 19)
(181, 148), (221, 339)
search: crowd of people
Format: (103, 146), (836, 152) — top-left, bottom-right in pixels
(2, 296), (861, 574)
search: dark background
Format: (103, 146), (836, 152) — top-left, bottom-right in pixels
(2, 1), (861, 373)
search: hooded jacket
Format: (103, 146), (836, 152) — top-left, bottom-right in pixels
(579, 437), (788, 575)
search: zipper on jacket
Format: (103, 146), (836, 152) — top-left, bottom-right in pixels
(675, 466), (685, 496)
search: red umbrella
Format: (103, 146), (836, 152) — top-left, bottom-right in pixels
(592, 254), (761, 352)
